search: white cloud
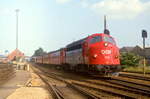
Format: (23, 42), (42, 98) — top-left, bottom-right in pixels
(56, 0), (71, 4)
(55, 0), (150, 19)
(91, 0), (150, 19)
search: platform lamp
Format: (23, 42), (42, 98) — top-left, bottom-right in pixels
(142, 30), (147, 76)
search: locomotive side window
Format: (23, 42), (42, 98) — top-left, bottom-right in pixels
(66, 44), (82, 51)
(90, 36), (102, 44)
(66, 39), (85, 51)
(103, 36), (116, 45)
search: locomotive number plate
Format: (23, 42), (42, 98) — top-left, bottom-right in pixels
(101, 50), (112, 54)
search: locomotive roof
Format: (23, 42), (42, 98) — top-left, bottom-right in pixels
(91, 33), (110, 36)
(42, 33), (113, 55)
(66, 38), (86, 48)
(66, 33), (113, 48)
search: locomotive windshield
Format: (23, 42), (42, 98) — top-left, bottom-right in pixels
(103, 36), (116, 45)
(90, 36), (102, 44)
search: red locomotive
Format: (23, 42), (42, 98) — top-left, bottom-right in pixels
(33, 32), (120, 75)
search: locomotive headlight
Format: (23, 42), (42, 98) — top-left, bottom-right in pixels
(115, 56), (119, 58)
(93, 54), (98, 58)
(104, 43), (108, 47)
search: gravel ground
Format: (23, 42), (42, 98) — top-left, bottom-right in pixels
(27, 72), (45, 87)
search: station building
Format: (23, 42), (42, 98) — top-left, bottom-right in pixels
(7, 49), (24, 61)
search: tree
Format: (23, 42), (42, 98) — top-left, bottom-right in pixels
(32, 47), (46, 56)
(120, 52), (141, 67)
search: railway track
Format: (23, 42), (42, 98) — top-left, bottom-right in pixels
(31, 66), (100, 99)
(32, 64), (150, 99)
(0, 63), (15, 84)
(77, 79), (150, 96)
(71, 76), (150, 98)
(85, 74), (150, 97)
(37, 66), (150, 96)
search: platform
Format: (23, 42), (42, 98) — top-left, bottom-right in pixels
(0, 70), (30, 99)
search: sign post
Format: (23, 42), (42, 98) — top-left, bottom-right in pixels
(142, 30), (147, 76)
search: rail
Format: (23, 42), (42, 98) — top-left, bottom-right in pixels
(31, 65), (100, 99)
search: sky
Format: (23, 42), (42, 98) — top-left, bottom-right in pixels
(0, 0), (150, 56)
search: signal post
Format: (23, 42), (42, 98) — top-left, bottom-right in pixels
(142, 30), (147, 76)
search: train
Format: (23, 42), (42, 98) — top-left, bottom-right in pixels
(32, 31), (121, 75)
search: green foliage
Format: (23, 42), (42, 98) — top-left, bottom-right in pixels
(120, 52), (141, 68)
(32, 47), (46, 56)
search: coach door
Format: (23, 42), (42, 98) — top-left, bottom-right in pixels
(60, 49), (66, 64)
(83, 41), (89, 64)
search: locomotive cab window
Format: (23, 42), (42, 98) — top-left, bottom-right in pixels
(103, 36), (116, 45)
(90, 36), (102, 44)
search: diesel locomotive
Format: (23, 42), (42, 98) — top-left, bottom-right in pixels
(33, 31), (120, 75)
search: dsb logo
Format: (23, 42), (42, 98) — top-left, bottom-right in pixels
(101, 50), (112, 54)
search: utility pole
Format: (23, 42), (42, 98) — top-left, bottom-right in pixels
(15, 9), (19, 50)
(142, 30), (147, 76)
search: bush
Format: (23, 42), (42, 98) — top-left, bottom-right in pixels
(120, 52), (141, 68)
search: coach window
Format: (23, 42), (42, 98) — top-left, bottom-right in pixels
(90, 36), (102, 44)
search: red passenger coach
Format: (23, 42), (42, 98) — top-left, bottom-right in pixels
(36, 56), (43, 64)
(43, 54), (49, 64)
(60, 48), (66, 64)
(41, 49), (66, 67)
(49, 50), (61, 65)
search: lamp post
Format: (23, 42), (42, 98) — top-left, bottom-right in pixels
(15, 9), (19, 50)
(15, 9), (19, 62)
(142, 30), (147, 76)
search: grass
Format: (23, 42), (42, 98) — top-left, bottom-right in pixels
(123, 65), (150, 74)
